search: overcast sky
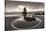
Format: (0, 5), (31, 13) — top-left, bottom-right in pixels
(6, 1), (44, 12)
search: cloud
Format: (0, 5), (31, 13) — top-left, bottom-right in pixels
(6, 1), (44, 12)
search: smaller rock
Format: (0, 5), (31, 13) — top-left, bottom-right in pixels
(24, 17), (36, 21)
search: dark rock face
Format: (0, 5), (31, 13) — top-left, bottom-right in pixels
(22, 7), (27, 19)
(24, 17), (36, 21)
(22, 7), (27, 14)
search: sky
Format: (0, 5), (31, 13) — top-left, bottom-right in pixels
(6, 1), (44, 12)
(6, 0), (44, 2)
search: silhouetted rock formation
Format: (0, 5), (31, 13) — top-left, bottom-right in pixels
(22, 7), (36, 21)
(22, 7), (27, 19)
